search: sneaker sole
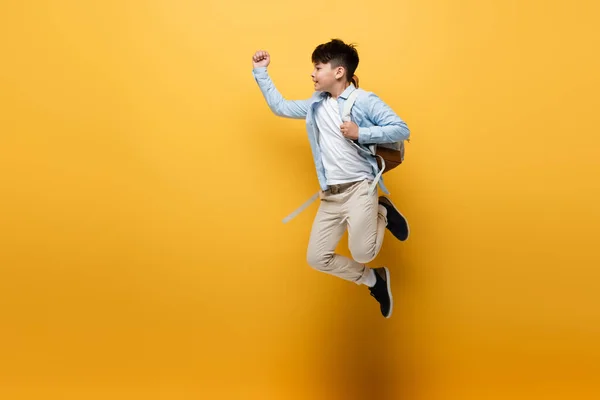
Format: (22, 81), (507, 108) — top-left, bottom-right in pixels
(383, 267), (393, 318)
(380, 197), (410, 241)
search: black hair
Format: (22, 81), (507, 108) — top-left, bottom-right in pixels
(311, 38), (359, 83)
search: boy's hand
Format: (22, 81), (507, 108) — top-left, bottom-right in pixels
(252, 50), (271, 68)
(340, 121), (359, 140)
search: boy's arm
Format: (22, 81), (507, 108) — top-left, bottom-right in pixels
(252, 67), (311, 119)
(357, 93), (410, 144)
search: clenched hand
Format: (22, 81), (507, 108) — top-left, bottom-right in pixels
(340, 121), (359, 140)
(252, 50), (270, 68)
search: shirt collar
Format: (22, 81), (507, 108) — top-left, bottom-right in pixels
(318, 83), (357, 100)
(338, 83), (357, 100)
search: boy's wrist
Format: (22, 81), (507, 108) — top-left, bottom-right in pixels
(358, 127), (370, 144)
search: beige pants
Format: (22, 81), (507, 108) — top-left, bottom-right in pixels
(306, 179), (387, 285)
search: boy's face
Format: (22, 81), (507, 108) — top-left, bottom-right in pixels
(311, 62), (344, 92)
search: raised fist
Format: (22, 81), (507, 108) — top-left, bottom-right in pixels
(252, 50), (271, 68)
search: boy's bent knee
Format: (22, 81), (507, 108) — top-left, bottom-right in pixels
(307, 251), (334, 272)
(351, 246), (378, 264)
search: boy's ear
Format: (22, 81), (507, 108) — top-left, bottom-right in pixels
(335, 66), (345, 80)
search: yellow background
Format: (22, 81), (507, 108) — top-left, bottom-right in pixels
(1, 1), (599, 399)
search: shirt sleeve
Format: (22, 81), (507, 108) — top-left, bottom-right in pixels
(252, 67), (312, 119)
(357, 92), (410, 144)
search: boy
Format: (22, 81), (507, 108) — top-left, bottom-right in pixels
(251, 39), (410, 318)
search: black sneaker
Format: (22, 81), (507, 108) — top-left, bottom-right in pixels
(379, 196), (409, 241)
(369, 267), (393, 318)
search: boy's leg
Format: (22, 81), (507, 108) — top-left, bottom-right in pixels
(346, 180), (387, 264)
(345, 180), (393, 318)
(306, 189), (372, 284)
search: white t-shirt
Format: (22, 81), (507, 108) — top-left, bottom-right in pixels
(314, 96), (374, 185)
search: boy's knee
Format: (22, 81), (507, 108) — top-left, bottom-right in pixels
(307, 250), (333, 272)
(351, 245), (377, 264)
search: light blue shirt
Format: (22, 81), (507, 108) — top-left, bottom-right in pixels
(252, 66), (410, 195)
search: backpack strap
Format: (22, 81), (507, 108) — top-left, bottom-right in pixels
(282, 191), (320, 224)
(341, 89), (386, 195)
(342, 88), (360, 122)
